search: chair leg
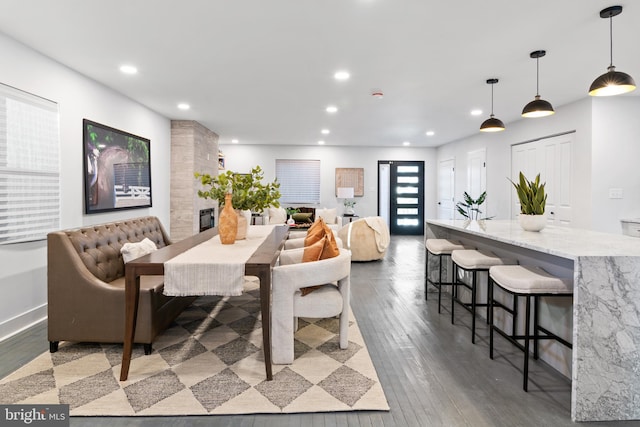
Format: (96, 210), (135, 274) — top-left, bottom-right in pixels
(489, 278), (495, 360)
(437, 254), (443, 313)
(523, 295), (532, 392)
(424, 249), (430, 300)
(451, 263), (457, 324)
(471, 269), (477, 344)
(534, 296), (540, 360)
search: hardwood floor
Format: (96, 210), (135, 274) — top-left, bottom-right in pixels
(2, 235), (638, 426)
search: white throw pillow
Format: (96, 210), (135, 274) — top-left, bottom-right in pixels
(316, 207), (337, 224)
(120, 238), (157, 263)
(268, 206), (287, 224)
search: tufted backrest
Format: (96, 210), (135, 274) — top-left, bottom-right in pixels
(64, 216), (169, 283)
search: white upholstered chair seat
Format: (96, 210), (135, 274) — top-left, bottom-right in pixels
(271, 247), (351, 364)
(489, 265), (573, 294)
(451, 249), (516, 269)
(425, 239), (468, 255)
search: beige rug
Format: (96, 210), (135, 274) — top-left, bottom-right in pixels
(0, 280), (389, 416)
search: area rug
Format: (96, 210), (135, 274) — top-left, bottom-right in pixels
(0, 279), (389, 416)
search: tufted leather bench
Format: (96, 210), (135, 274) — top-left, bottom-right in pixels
(47, 216), (197, 354)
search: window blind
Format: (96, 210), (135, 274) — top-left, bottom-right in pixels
(0, 83), (60, 244)
(275, 159), (320, 204)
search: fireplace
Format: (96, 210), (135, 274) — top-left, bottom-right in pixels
(199, 208), (215, 232)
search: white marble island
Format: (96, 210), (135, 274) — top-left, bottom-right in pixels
(425, 219), (640, 422)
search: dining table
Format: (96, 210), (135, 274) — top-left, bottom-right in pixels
(119, 224), (289, 381)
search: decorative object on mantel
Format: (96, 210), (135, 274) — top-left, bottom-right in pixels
(195, 166), (281, 239)
(509, 172), (548, 232)
(218, 192), (237, 244)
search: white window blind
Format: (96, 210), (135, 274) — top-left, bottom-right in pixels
(0, 83), (60, 244)
(276, 159), (320, 204)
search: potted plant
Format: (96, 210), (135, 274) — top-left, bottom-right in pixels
(509, 172), (548, 231)
(195, 165), (281, 238)
(456, 191), (487, 220)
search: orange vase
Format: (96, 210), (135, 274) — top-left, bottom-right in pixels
(218, 193), (237, 244)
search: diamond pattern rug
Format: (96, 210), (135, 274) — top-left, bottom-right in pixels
(0, 279), (389, 416)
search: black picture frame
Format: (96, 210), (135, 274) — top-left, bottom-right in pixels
(83, 119), (152, 214)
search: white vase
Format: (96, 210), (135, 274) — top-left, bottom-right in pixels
(518, 213), (547, 232)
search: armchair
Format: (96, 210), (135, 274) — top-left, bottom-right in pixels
(271, 247), (351, 364)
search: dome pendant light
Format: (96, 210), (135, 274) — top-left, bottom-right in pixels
(480, 78), (505, 132)
(522, 50), (555, 118)
(589, 5), (636, 96)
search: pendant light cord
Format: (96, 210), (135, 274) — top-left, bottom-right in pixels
(609, 14), (614, 67)
(490, 84), (495, 117)
(536, 56), (540, 96)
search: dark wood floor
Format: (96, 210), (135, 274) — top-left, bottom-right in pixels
(2, 235), (639, 426)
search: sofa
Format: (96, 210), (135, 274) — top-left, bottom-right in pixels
(47, 216), (197, 354)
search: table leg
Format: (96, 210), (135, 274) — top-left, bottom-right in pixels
(120, 270), (140, 381)
(258, 268), (273, 380)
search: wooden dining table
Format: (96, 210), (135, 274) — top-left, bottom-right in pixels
(119, 224), (289, 381)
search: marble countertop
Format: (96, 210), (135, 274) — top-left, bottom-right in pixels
(425, 219), (640, 259)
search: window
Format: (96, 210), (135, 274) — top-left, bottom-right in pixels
(275, 159), (320, 204)
(0, 83), (60, 244)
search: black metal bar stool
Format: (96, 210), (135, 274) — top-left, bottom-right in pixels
(425, 238), (469, 312)
(488, 265), (573, 391)
(451, 249), (516, 343)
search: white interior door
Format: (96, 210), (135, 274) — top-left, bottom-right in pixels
(511, 133), (574, 225)
(467, 149), (487, 216)
(437, 158), (455, 219)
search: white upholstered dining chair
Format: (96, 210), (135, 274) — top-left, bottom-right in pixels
(270, 247), (351, 364)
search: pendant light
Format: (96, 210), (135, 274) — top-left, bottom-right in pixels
(522, 50), (555, 118)
(480, 78), (505, 132)
(589, 5), (636, 96)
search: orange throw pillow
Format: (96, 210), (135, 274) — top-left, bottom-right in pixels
(304, 218), (326, 246)
(320, 222), (340, 259)
(302, 236), (325, 262)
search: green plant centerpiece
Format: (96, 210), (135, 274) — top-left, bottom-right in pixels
(508, 172), (548, 231)
(195, 165), (281, 212)
(195, 166), (280, 239)
(456, 191), (487, 220)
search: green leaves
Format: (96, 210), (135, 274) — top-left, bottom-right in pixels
(456, 191), (487, 219)
(508, 172), (547, 215)
(195, 165), (281, 212)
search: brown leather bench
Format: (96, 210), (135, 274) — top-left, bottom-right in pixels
(47, 216), (197, 354)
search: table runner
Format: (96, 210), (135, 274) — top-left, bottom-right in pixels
(163, 225), (276, 296)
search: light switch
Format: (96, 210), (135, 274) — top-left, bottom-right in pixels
(609, 188), (623, 199)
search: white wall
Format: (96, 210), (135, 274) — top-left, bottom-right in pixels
(219, 144), (438, 219)
(0, 34), (171, 341)
(592, 97), (640, 233)
(437, 98), (593, 227)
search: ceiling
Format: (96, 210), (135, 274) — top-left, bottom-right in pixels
(1, 0), (638, 148)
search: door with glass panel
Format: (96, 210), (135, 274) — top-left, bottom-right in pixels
(382, 161), (424, 235)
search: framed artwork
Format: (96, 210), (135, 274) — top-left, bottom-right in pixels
(83, 119), (152, 214)
(335, 167), (364, 197)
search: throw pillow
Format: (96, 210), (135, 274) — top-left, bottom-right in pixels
(268, 207), (287, 224)
(304, 218), (326, 246)
(292, 212), (313, 224)
(120, 238), (157, 263)
(302, 236), (325, 263)
(316, 207), (337, 225)
(320, 223), (340, 259)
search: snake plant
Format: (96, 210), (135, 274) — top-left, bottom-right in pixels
(509, 172), (547, 215)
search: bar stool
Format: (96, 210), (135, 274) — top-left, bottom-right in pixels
(488, 265), (573, 391)
(451, 249), (516, 343)
(425, 238), (469, 312)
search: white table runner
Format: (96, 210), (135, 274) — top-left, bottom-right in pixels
(163, 225), (276, 296)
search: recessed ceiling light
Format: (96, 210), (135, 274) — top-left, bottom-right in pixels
(318, 140), (325, 145)
(471, 109), (483, 116)
(326, 106), (338, 113)
(321, 129), (330, 135)
(334, 71), (350, 81)
(177, 103), (190, 110)
(231, 139), (239, 144)
(119, 65), (138, 75)
(403, 141), (411, 146)
(426, 131), (435, 136)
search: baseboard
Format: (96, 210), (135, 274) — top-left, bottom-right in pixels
(0, 303), (47, 343)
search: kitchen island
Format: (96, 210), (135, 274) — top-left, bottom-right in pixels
(425, 219), (640, 422)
